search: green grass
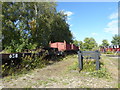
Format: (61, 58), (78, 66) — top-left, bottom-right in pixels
(68, 58), (112, 79)
(62, 82), (69, 85)
(68, 61), (79, 70)
(118, 83), (120, 88)
(47, 78), (58, 82)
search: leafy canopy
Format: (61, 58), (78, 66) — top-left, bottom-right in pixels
(2, 2), (73, 53)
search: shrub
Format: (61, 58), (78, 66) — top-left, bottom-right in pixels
(2, 53), (48, 77)
(68, 59), (111, 79)
(89, 67), (111, 79)
(105, 50), (114, 54)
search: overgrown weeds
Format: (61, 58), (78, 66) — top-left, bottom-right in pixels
(2, 53), (48, 77)
(68, 59), (111, 79)
(2, 51), (65, 77)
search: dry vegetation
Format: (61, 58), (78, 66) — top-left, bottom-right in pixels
(1, 54), (118, 88)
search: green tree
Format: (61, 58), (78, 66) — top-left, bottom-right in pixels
(73, 40), (79, 46)
(49, 11), (73, 43)
(83, 37), (97, 51)
(111, 34), (120, 47)
(2, 2), (73, 52)
(101, 39), (109, 47)
(79, 41), (84, 50)
(73, 40), (84, 50)
(2, 2), (37, 52)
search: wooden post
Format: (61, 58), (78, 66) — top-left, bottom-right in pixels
(78, 51), (83, 71)
(95, 51), (100, 70)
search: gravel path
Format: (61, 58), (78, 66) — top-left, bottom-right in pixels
(2, 55), (118, 88)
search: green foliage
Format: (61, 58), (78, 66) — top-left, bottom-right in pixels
(101, 39), (109, 47)
(73, 38), (98, 51)
(111, 34), (120, 46)
(20, 55), (47, 70)
(118, 83), (120, 88)
(73, 40), (79, 46)
(89, 67), (111, 79)
(82, 60), (96, 72)
(2, 53), (48, 76)
(92, 47), (99, 51)
(2, 2), (73, 52)
(105, 50), (114, 54)
(83, 37), (98, 51)
(68, 59), (111, 79)
(73, 40), (83, 50)
(49, 11), (73, 43)
(68, 61), (79, 70)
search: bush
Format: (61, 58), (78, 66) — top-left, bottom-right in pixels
(92, 47), (99, 51)
(68, 59), (111, 79)
(2, 53), (48, 77)
(89, 67), (111, 79)
(105, 50), (114, 54)
(20, 54), (48, 70)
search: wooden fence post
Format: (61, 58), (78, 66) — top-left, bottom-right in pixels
(95, 51), (100, 70)
(78, 51), (83, 71)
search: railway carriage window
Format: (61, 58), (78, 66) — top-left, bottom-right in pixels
(113, 45), (115, 49)
(113, 45), (115, 48)
(117, 45), (118, 48)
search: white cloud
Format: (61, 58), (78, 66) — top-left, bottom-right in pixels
(104, 12), (118, 34)
(64, 11), (73, 16)
(109, 12), (118, 19)
(70, 24), (73, 27)
(63, 11), (74, 26)
(91, 33), (98, 36)
(104, 20), (118, 34)
(59, 10), (74, 27)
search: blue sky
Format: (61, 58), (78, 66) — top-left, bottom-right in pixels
(56, 2), (118, 45)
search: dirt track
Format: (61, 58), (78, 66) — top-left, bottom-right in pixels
(2, 55), (118, 88)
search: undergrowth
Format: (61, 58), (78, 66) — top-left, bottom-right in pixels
(68, 59), (112, 79)
(2, 54), (48, 77)
(2, 52), (65, 77)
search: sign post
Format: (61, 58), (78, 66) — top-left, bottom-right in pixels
(78, 51), (83, 70)
(78, 50), (100, 71)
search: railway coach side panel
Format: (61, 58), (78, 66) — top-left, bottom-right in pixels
(58, 42), (65, 51)
(66, 44), (71, 51)
(73, 44), (79, 50)
(50, 42), (65, 51)
(50, 42), (79, 51)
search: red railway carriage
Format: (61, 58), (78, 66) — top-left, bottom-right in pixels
(100, 45), (120, 52)
(49, 40), (79, 51)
